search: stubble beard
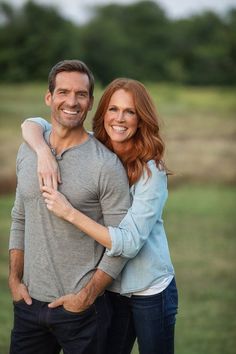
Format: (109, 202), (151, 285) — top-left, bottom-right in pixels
(53, 111), (87, 130)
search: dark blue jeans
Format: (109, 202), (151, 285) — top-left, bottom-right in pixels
(10, 293), (111, 354)
(106, 278), (178, 354)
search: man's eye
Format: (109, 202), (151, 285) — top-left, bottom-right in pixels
(78, 92), (88, 97)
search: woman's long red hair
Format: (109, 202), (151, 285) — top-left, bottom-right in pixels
(93, 78), (165, 185)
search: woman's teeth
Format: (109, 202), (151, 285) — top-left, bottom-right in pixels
(112, 126), (126, 132)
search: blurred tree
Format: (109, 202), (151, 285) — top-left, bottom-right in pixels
(81, 1), (170, 84)
(0, 0), (83, 81)
(170, 11), (235, 85)
(225, 9), (236, 84)
(0, 0), (235, 85)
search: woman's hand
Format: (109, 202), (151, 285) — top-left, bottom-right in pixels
(37, 146), (61, 191)
(42, 186), (74, 220)
(21, 120), (61, 190)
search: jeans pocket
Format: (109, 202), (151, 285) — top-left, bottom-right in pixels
(13, 298), (26, 305)
(60, 303), (95, 316)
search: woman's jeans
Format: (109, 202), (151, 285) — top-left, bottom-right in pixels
(10, 293), (111, 354)
(106, 277), (178, 354)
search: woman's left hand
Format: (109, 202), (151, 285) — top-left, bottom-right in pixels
(42, 186), (73, 220)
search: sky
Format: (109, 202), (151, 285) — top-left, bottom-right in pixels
(7, 0), (236, 24)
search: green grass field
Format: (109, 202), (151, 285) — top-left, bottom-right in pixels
(0, 83), (235, 353)
(0, 83), (235, 187)
(1, 186), (236, 354)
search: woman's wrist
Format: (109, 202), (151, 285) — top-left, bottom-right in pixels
(35, 143), (51, 156)
(66, 206), (78, 223)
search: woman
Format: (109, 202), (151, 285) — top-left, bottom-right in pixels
(22, 78), (178, 354)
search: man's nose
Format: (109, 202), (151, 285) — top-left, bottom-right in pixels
(66, 94), (78, 106)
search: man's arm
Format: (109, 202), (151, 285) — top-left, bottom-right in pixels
(96, 156), (131, 279)
(9, 249), (32, 304)
(9, 149), (31, 304)
(48, 269), (112, 311)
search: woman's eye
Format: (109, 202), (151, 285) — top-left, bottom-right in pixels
(127, 110), (135, 115)
(109, 107), (117, 112)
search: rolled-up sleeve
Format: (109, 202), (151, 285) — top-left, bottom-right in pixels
(106, 163), (168, 258)
(24, 117), (51, 132)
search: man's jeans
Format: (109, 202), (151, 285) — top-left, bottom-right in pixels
(106, 277), (178, 354)
(10, 293), (111, 354)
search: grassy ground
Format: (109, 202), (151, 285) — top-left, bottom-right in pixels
(0, 84), (236, 188)
(1, 185), (236, 354)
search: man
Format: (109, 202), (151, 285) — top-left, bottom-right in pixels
(9, 60), (130, 354)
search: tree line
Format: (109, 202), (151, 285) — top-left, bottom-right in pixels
(0, 0), (236, 85)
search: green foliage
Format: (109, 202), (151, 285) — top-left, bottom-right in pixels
(0, 1), (83, 82)
(0, 0), (236, 85)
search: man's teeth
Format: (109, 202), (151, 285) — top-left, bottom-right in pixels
(63, 110), (77, 115)
(112, 126), (126, 132)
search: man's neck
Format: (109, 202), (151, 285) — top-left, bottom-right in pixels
(50, 126), (89, 155)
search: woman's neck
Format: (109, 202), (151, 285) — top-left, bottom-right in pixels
(112, 140), (133, 158)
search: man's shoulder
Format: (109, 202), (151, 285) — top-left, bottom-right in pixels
(88, 136), (118, 161)
(17, 142), (33, 158)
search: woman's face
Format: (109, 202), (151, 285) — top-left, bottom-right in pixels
(104, 89), (139, 148)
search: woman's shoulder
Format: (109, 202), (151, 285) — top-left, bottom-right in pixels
(146, 160), (167, 178)
(133, 160), (167, 192)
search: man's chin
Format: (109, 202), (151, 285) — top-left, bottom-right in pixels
(55, 117), (86, 129)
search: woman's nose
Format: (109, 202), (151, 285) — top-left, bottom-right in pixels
(115, 111), (125, 122)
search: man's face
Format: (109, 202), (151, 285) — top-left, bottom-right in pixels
(45, 71), (93, 129)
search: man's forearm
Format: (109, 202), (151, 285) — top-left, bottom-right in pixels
(79, 269), (113, 306)
(9, 249), (24, 286)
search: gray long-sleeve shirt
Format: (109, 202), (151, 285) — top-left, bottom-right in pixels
(9, 134), (130, 302)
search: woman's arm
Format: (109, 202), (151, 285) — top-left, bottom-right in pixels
(42, 162), (167, 258)
(107, 163), (168, 258)
(21, 118), (61, 190)
(42, 186), (112, 249)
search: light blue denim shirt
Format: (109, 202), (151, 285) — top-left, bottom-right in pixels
(107, 160), (175, 294)
(26, 117), (51, 132)
(25, 118), (175, 295)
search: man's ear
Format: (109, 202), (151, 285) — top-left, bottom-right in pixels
(45, 90), (52, 107)
(88, 96), (94, 111)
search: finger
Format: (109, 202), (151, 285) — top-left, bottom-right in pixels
(38, 175), (43, 192)
(22, 288), (32, 305)
(42, 186), (53, 193)
(44, 198), (51, 204)
(48, 297), (64, 308)
(52, 175), (58, 191)
(57, 170), (62, 185)
(42, 191), (51, 199)
(45, 176), (53, 189)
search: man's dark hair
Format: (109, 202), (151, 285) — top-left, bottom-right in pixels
(48, 59), (94, 97)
